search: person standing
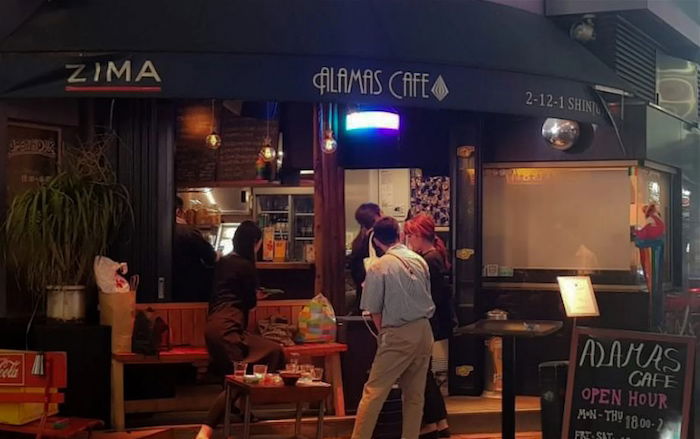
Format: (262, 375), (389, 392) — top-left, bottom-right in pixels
(352, 216), (435, 439)
(196, 221), (285, 439)
(173, 196), (217, 302)
(349, 202), (382, 314)
(405, 214), (455, 438)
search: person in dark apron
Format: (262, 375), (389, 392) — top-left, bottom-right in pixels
(405, 214), (455, 438)
(349, 203), (382, 314)
(196, 221), (285, 439)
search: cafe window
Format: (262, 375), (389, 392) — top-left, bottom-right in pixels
(482, 165), (673, 288)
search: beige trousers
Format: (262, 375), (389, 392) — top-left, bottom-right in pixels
(351, 318), (434, 439)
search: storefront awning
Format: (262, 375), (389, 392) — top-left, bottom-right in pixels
(0, 0), (630, 123)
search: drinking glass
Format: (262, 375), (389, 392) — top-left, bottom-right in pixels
(312, 367), (324, 381)
(253, 364), (268, 379)
(285, 363), (298, 373)
(234, 361), (248, 377)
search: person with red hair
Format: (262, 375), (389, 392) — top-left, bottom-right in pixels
(404, 213), (454, 438)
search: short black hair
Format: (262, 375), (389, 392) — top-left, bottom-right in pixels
(355, 203), (381, 229)
(373, 216), (400, 246)
(176, 196), (184, 210)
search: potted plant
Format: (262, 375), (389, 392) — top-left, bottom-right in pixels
(4, 134), (132, 321)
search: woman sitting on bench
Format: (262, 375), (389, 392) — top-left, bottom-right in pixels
(197, 221), (285, 439)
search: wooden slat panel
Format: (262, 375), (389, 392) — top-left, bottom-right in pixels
(136, 302), (209, 311)
(180, 309), (195, 346)
(291, 305), (303, 327)
(169, 310), (182, 346)
(279, 306), (292, 323)
(193, 308), (207, 347)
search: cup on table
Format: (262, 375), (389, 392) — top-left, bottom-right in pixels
(253, 364), (268, 379)
(234, 361), (248, 377)
(312, 367), (324, 381)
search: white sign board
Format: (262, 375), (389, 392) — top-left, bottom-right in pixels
(557, 276), (600, 318)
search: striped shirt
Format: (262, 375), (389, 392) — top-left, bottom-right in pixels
(360, 244), (435, 328)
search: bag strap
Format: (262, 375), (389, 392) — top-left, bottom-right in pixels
(367, 230), (377, 259)
(386, 252), (428, 278)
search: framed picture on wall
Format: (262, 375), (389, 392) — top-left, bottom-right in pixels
(7, 121), (62, 201)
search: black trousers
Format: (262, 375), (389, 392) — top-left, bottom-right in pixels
(423, 367), (448, 424)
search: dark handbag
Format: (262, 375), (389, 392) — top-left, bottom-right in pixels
(132, 308), (171, 355)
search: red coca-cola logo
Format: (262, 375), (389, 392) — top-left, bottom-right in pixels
(0, 354), (25, 385)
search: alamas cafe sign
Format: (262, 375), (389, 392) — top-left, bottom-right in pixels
(313, 66), (449, 102)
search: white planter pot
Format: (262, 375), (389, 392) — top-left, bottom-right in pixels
(46, 285), (86, 321)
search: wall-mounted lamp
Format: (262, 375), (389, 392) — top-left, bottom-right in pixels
(346, 111), (400, 131)
(542, 118), (580, 150)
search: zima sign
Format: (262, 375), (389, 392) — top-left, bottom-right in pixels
(65, 60), (162, 92)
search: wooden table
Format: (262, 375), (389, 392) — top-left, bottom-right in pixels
(224, 376), (331, 439)
(0, 417), (103, 438)
(111, 343), (347, 431)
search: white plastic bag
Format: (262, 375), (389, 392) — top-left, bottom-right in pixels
(94, 256), (129, 293)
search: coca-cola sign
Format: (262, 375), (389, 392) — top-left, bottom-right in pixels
(0, 354), (25, 386)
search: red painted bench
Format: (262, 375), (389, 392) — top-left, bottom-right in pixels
(110, 300), (346, 431)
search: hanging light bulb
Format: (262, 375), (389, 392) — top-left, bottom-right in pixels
(322, 129), (337, 154)
(205, 99), (221, 150)
(276, 132), (284, 169)
(260, 136), (277, 162)
(205, 132), (222, 149)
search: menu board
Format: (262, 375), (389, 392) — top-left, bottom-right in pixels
(175, 102), (278, 184)
(7, 122), (61, 200)
(175, 102), (217, 183)
(218, 112), (278, 182)
(563, 327), (695, 439)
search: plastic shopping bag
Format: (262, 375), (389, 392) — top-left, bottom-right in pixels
(94, 256), (129, 293)
(296, 294), (337, 343)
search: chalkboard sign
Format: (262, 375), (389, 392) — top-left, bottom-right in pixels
(563, 327), (695, 439)
(175, 102), (278, 184)
(218, 112), (278, 182)
(7, 122), (61, 200)
(175, 102), (218, 184)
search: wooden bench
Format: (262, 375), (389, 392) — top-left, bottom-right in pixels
(111, 300), (347, 431)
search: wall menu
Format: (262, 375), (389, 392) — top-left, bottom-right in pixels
(563, 327), (695, 439)
(218, 112), (278, 182)
(7, 122), (61, 200)
(175, 102), (278, 184)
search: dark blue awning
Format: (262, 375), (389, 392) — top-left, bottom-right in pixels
(0, 0), (631, 123)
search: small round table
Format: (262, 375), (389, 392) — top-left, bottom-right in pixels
(455, 319), (563, 439)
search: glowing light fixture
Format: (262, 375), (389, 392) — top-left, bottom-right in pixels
(205, 99), (222, 150)
(346, 111), (400, 131)
(322, 129), (337, 154)
(260, 136), (277, 162)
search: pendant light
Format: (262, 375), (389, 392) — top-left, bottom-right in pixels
(322, 104), (337, 154)
(205, 99), (221, 150)
(260, 102), (277, 162)
(322, 129), (337, 154)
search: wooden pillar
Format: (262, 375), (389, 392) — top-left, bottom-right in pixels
(313, 104), (346, 314)
(0, 102), (8, 317)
